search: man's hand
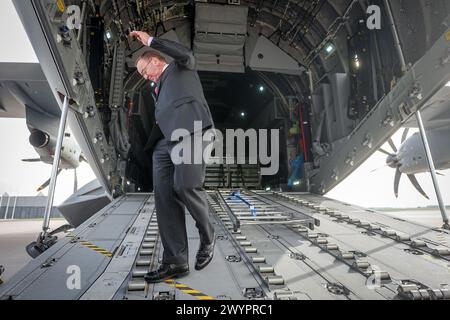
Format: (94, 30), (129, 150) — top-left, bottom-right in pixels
(130, 31), (151, 46)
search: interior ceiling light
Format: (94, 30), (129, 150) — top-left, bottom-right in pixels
(354, 54), (361, 69)
(325, 43), (335, 54)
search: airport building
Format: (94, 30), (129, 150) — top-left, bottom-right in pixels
(0, 192), (62, 220)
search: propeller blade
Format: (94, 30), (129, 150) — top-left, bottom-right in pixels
(394, 168), (402, 198)
(74, 168), (78, 193)
(378, 148), (393, 156)
(401, 128), (410, 144)
(37, 179), (51, 192)
(22, 158), (41, 162)
(80, 153), (88, 163)
(437, 172), (445, 176)
(388, 138), (398, 153)
(407, 174), (430, 200)
(36, 169), (62, 192)
(370, 164), (388, 173)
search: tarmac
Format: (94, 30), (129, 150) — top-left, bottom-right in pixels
(0, 219), (68, 283)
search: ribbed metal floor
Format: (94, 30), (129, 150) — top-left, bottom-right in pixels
(1, 190), (450, 300)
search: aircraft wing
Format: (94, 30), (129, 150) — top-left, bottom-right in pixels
(0, 62), (61, 119)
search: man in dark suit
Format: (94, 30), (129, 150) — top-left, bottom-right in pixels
(130, 31), (216, 282)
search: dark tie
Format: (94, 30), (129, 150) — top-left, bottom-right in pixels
(151, 83), (158, 101)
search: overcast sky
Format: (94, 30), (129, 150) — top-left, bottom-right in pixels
(0, 0), (449, 208)
(0, 1), (38, 63)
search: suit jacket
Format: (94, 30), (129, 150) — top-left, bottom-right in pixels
(148, 38), (214, 140)
(143, 122), (163, 153)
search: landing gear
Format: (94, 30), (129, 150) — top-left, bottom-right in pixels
(25, 96), (73, 258)
(26, 233), (57, 259)
(26, 224), (73, 258)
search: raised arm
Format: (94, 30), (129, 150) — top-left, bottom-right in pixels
(130, 31), (196, 70)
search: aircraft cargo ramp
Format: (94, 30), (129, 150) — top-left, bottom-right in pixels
(1, 191), (450, 300)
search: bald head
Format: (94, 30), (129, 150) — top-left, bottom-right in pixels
(136, 50), (167, 82)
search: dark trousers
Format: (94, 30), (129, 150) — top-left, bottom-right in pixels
(152, 136), (214, 265)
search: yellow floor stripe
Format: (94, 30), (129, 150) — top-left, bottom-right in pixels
(78, 240), (113, 258)
(164, 280), (214, 300)
(183, 290), (201, 294)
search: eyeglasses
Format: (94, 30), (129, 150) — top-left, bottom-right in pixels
(137, 58), (153, 78)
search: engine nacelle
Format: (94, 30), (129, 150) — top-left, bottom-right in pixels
(29, 130), (50, 148)
(397, 127), (450, 175)
(28, 130), (82, 169)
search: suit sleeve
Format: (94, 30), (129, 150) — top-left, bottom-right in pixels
(149, 38), (196, 70)
(144, 123), (163, 152)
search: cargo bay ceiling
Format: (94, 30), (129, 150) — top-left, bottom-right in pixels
(68, 0), (450, 193)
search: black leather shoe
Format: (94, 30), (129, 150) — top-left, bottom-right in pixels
(144, 263), (189, 283)
(195, 235), (216, 270)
